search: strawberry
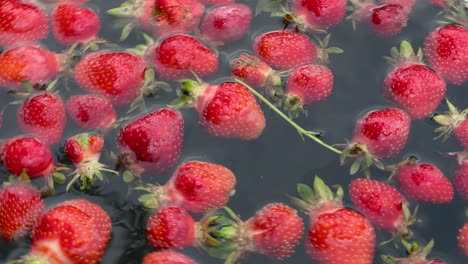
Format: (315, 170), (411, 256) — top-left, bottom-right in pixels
(359, 4), (408, 37)
(117, 108), (184, 177)
(423, 24), (468, 85)
(65, 94), (116, 131)
(200, 3), (252, 46)
(230, 53), (282, 89)
(383, 41), (446, 120)
(0, 0), (49, 47)
(175, 80), (265, 140)
(143, 250), (198, 264)
(290, 176), (375, 264)
(15, 199), (111, 264)
(379, 0), (416, 13)
(17, 92), (66, 145)
(458, 222), (468, 256)
(253, 29), (318, 70)
(433, 100), (468, 149)
(0, 45), (61, 91)
(74, 51), (149, 106)
(146, 206), (196, 249)
(149, 34), (218, 81)
(0, 183), (45, 241)
(139, 161), (236, 213)
(49, 0), (91, 3)
(454, 158), (468, 201)
(51, 4), (100, 46)
(199, 0), (233, 4)
(349, 178), (412, 235)
(382, 240), (444, 264)
(289, 0), (347, 30)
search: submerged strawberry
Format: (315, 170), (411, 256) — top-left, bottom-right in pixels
(454, 158), (468, 201)
(143, 250), (198, 264)
(289, 0), (347, 30)
(66, 94), (117, 131)
(359, 4), (408, 37)
(459, 222), (468, 256)
(230, 53), (282, 90)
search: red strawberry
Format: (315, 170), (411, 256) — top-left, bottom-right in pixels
(146, 206), (196, 249)
(139, 161), (236, 213)
(74, 51), (148, 106)
(176, 80), (265, 140)
(454, 159), (468, 201)
(143, 250), (198, 264)
(382, 240), (444, 264)
(349, 178), (411, 234)
(424, 24), (468, 85)
(230, 53), (282, 90)
(360, 4), (408, 37)
(379, 0), (416, 13)
(117, 108), (184, 176)
(253, 29), (318, 70)
(383, 41), (446, 119)
(20, 199), (111, 264)
(0, 45), (61, 90)
(0, 184), (45, 241)
(200, 3), (252, 46)
(199, 0), (233, 4)
(149, 34), (218, 81)
(17, 92), (66, 145)
(290, 0), (347, 30)
(65, 94), (116, 131)
(458, 222), (468, 256)
(0, 0), (49, 47)
(49, 0), (91, 3)
(51, 4), (100, 46)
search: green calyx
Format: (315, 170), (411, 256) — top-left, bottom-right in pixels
(340, 143), (385, 177)
(135, 184), (162, 209)
(171, 79), (205, 109)
(384, 40), (423, 65)
(433, 99), (467, 141)
(282, 94), (307, 119)
(7, 254), (50, 264)
(439, 0), (468, 28)
(381, 239), (435, 264)
(289, 176), (343, 212)
(66, 161), (119, 192)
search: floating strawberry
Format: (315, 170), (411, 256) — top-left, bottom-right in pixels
(0, 45), (61, 91)
(351, 3), (408, 37)
(382, 240), (444, 264)
(379, 0), (416, 13)
(174, 80), (265, 140)
(17, 92), (66, 145)
(143, 250), (198, 264)
(138, 161), (236, 213)
(117, 108), (184, 178)
(383, 41), (446, 119)
(433, 100), (468, 150)
(454, 158), (468, 201)
(0, 183), (45, 241)
(66, 94), (117, 131)
(459, 222), (468, 256)
(290, 176), (376, 264)
(288, 0), (348, 30)
(0, 0), (49, 47)
(200, 3), (252, 46)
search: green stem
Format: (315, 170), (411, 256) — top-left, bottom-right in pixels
(235, 78), (342, 155)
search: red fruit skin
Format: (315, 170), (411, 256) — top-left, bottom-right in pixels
(200, 3), (252, 45)
(379, 0), (415, 13)
(0, 136), (54, 178)
(454, 119), (468, 150)
(245, 203), (304, 259)
(150, 35), (218, 81)
(196, 82), (266, 140)
(199, 0), (233, 4)
(118, 108), (184, 174)
(31, 199), (111, 264)
(146, 206), (195, 249)
(49, 0), (91, 3)
(454, 160), (468, 201)
(459, 222), (468, 256)
(253, 30), (318, 70)
(291, 0), (347, 29)
(52, 4), (100, 45)
(64, 134), (104, 165)
(0, 0), (49, 47)
(306, 207), (375, 264)
(143, 250), (198, 264)
(395, 163), (454, 203)
(74, 51), (148, 106)
(352, 108), (411, 159)
(286, 64), (334, 105)
(383, 62), (446, 119)
(362, 4), (408, 37)
(66, 95), (116, 131)
(0, 45), (60, 90)
(0, 184), (45, 241)
(230, 53), (277, 88)
(165, 161), (236, 213)
(17, 92), (66, 145)
(423, 25), (468, 85)
(349, 178), (408, 230)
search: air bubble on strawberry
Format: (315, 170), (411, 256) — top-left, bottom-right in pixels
(381, 240), (445, 264)
(433, 99), (468, 149)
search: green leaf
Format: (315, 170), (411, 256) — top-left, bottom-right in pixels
(53, 172), (66, 184)
(120, 23), (135, 41)
(326, 47), (344, 54)
(143, 67), (155, 86)
(402, 202), (411, 220)
(350, 160), (361, 175)
(297, 183), (315, 204)
(399, 40), (414, 58)
(95, 170), (104, 181)
(390, 46), (399, 59)
(18, 171), (30, 182)
(138, 193), (158, 208)
(122, 170), (134, 183)
(255, 0), (282, 16)
(287, 195), (309, 211)
(313, 176), (333, 202)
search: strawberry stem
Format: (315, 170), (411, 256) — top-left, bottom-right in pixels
(235, 78), (342, 154)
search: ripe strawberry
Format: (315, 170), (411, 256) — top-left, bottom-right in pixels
(176, 80), (265, 140)
(289, 0), (347, 30)
(0, 184), (45, 241)
(146, 206), (196, 249)
(349, 178), (412, 234)
(230, 53), (282, 90)
(51, 4), (100, 46)
(117, 108), (184, 176)
(0, 0), (49, 47)
(143, 250), (198, 264)
(139, 161), (236, 213)
(74, 51), (148, 106)
(379, 0), (416, 13)
(454, 159), (468, 201)
(290, 176), (375, 264)
(383, 41), (446, 120)
(0, 45), (61, 91)
(19, 199), (111, 264)
(17, 92), (66, 145)
(66, 94), (116, 131)
(253, 29), (318, 70)
(149, 34), (218, 81)
(381, 240), (444, 264)
(424, 24), (468, 85)
(359, 4), (408, 37)
(458, 222), (468, 256)
(200, 3), (252, 46)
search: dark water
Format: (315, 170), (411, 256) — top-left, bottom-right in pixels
(1, 0), (467, 263)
